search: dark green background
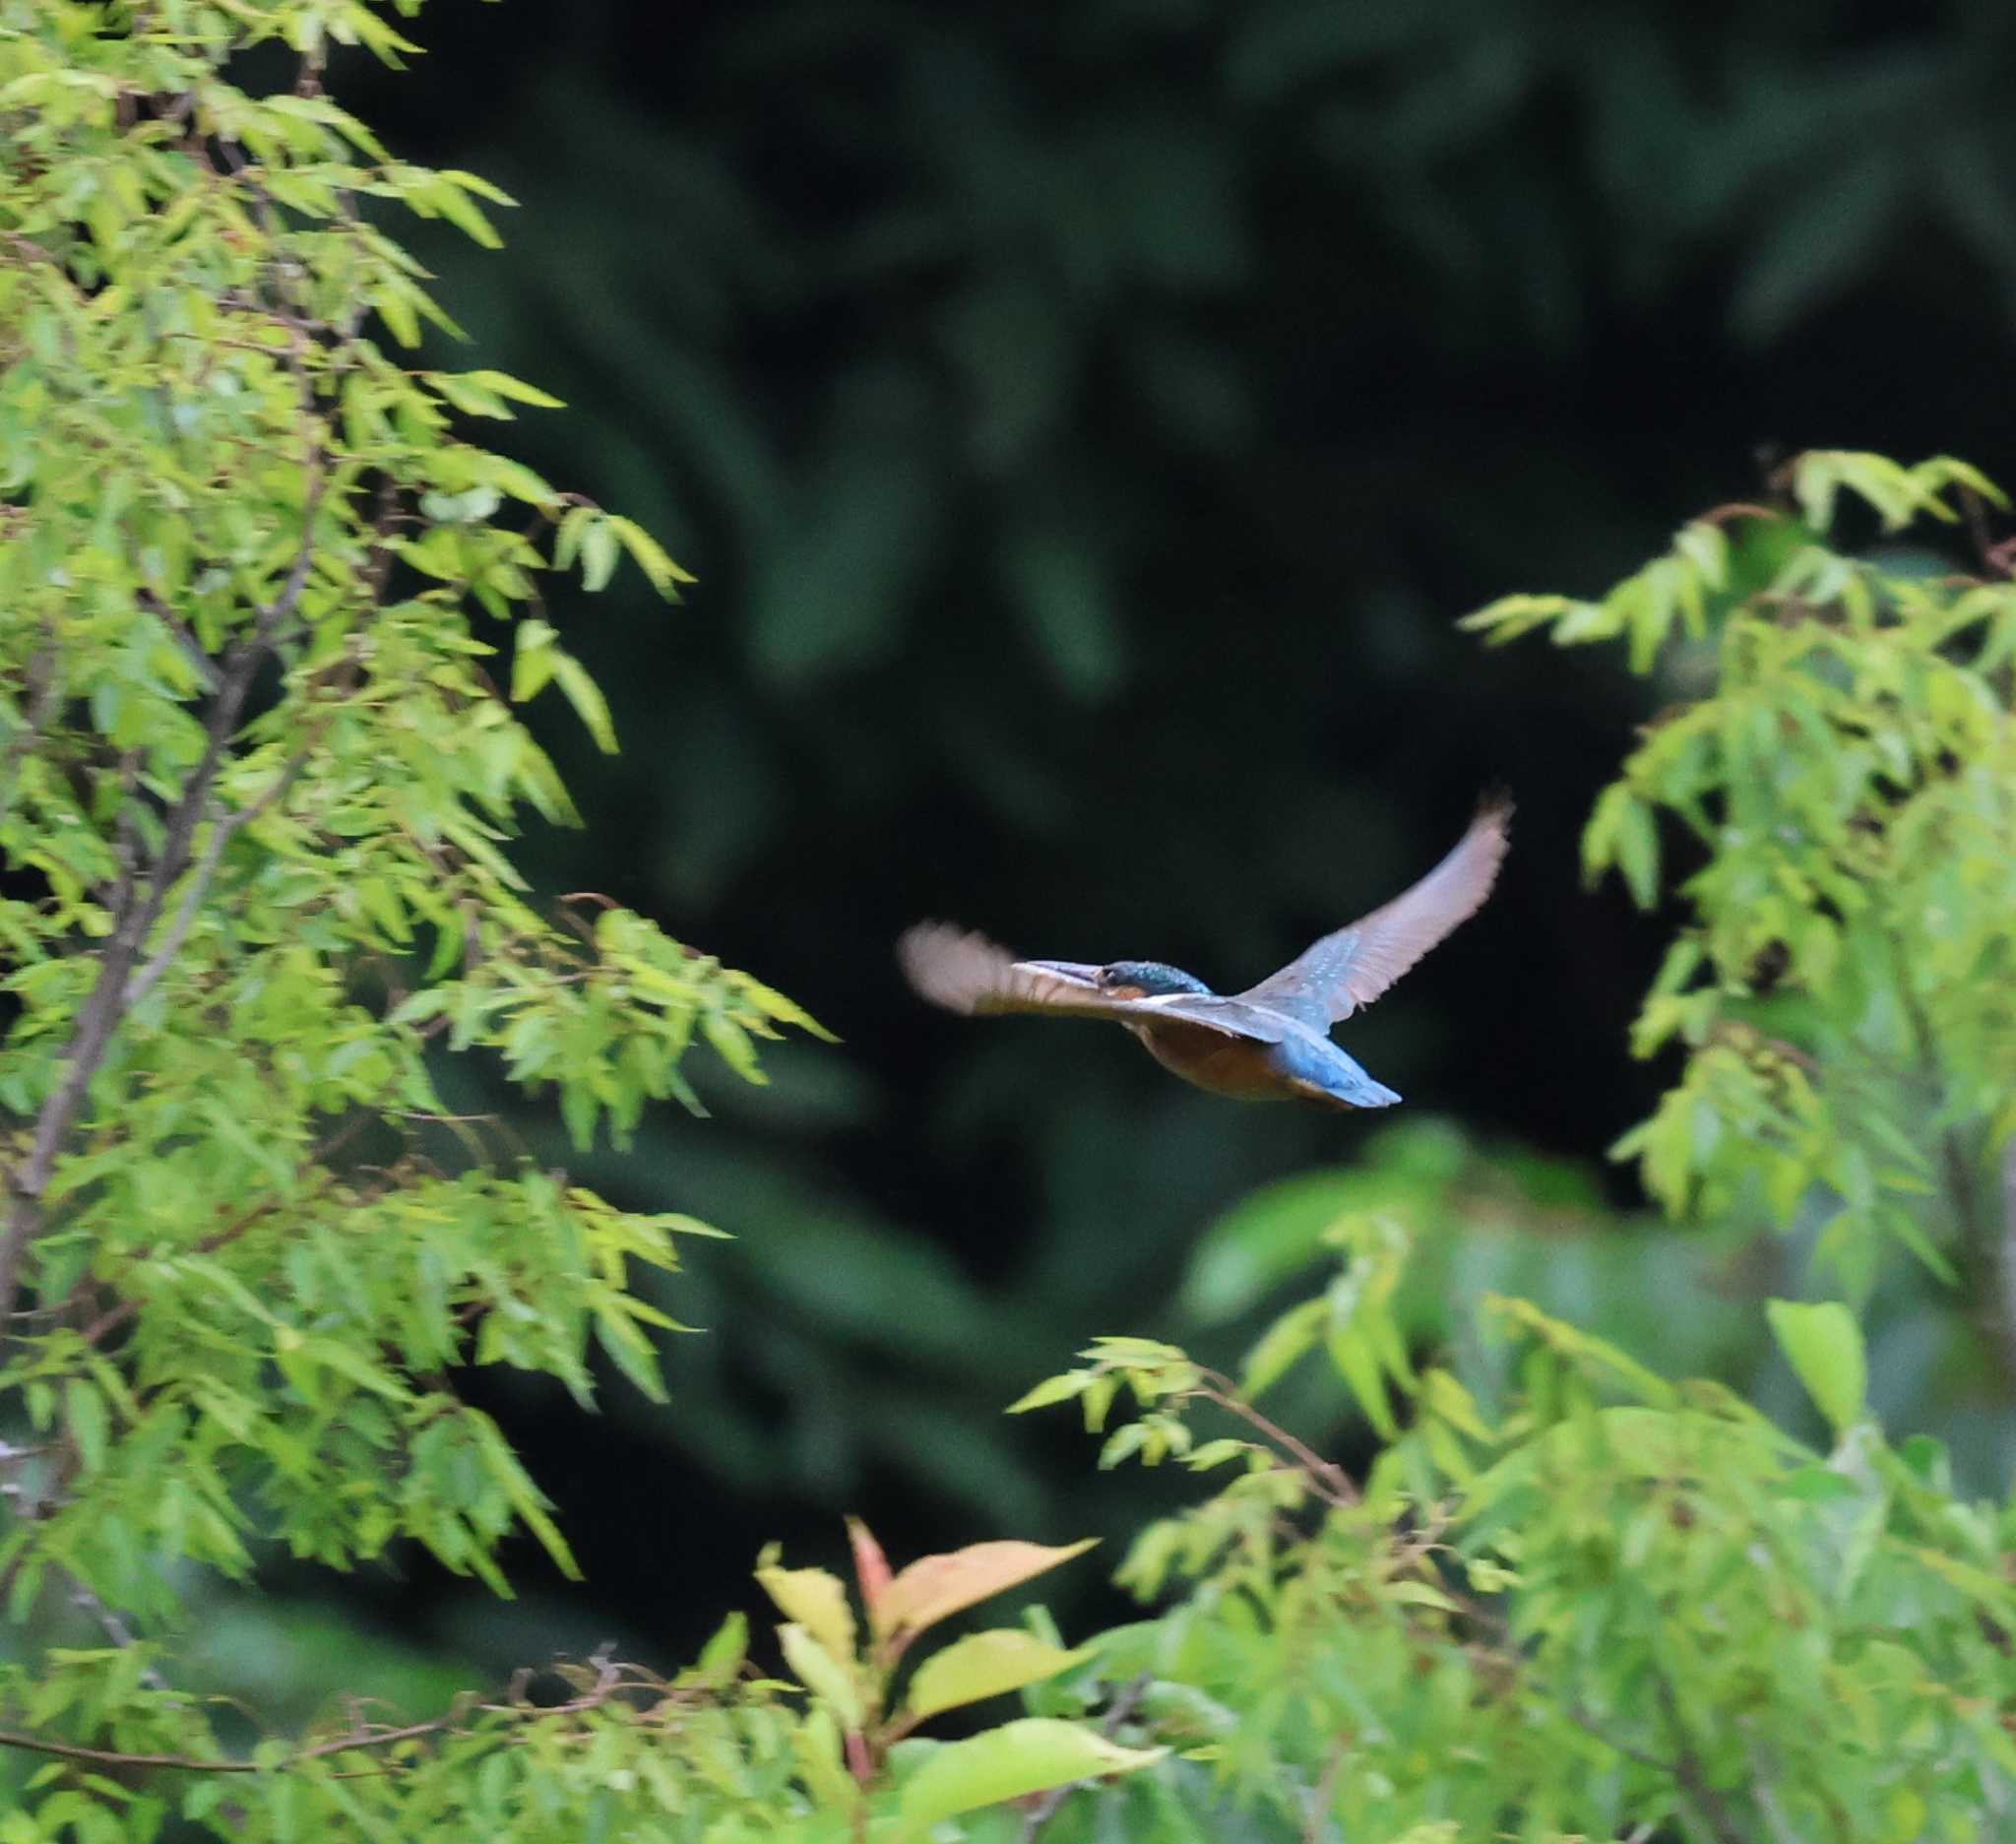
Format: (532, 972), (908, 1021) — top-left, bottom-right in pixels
(285, 0), (2016, 1687)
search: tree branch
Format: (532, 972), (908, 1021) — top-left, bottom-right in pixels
(0, 459), (329, 1333)
(0, 624), (61, 826)
(1192, 1368), (1359, 1505)
(65, 1578), (169, 1693)
(120, 739), (313, 1014)
(0, 1655), (640, 1780)
(1998, 1136), (2016, 1397)
(1015, 1673), (1153, 1843)
(1652, 1672), (1746, 1844)
(0, 1712), (455, 1777)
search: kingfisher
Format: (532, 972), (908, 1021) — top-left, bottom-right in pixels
(898, 795), (1510, 1112)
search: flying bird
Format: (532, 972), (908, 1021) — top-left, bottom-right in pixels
(898, 795), (1511, 1111)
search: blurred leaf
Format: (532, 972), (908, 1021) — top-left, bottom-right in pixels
(1768, 1299), (1867, 1438)
(1732, 156), (1907, 341)
(904, 1629), (1092, 1721)
(896, 1718), (1164, 1830)
(881, 1539), (1099, 1641)
(755, 1558), (856, 1668)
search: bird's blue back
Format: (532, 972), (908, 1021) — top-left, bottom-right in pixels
(1261, 1030), (1403, 1109)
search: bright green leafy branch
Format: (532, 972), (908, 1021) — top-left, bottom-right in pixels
(0, 0), (845, 1817)
(1466, 451), (2016, 1306)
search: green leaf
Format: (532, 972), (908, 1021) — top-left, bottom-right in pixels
(896, 1718), (1164, 1832)
(550, 652), (617, 752)
(510, 618), (558, 702)
(1005, 1371), (1094, 1415)
(64, 1379), (109, 1473)
(1766, 1299), (1866, 1437)
(604, 514), (696, 596)
(790, 1704), (860, 1814)
(579, 519), (619, 594)
(904, 1629), (1092, 1722)
(460, 368), (562, 409)
(777, 1622), (863, 1731)
(692, 1611), (748, 1686)
(1240, 1297), (1326, 1398)
(755, 1559), (856, 1668)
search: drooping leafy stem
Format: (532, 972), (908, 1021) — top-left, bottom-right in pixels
(1468, 451), (2016, 1305)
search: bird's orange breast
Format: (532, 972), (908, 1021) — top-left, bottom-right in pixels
(1127, 1022), (1294, 1100)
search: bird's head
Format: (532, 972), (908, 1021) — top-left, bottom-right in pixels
(1014, 957), (1214, 1001)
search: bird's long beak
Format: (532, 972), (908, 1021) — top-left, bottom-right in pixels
(1012, 959), (1103, 989)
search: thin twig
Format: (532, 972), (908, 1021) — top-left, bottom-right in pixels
(1652, 1672), (1746, 1844)
(1015, 1673), (1152, 1843)
(1193, 1369), (1359, 1505)
(1558, 1699), (1682, 1776)
(1302, 1732), (1351, 1844)
(121, 741), (313, 1013)
(0, 1713), (453, 1776)
(0, 625), (61, 823)
(65, 1578), (169, 1693)
(2001, 1141), (2016, 1399)
(1745, 1746), (1805, 1844)
(0, 1657), (640, 1779)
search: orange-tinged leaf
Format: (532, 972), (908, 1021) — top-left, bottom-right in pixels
(849, 1516), (894, 1636)
(880, 1539), (1098, 1642)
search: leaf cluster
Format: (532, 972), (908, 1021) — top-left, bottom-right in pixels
(1468, 452), (2016, 1299)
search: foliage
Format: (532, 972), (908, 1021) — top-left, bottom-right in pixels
(8, 1), (2016, 1839)
(1468, 452), (2016, 1307)
(1007, 1295), (2016, 1842)
(0, 0), (858, 1830)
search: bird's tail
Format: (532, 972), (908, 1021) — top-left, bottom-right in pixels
(1292, 1075), (1403, 1111)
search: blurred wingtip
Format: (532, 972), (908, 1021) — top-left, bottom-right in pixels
(897, 919), (1010, 1016)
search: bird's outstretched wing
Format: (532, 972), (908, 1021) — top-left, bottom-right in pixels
(898, 924), (1119, 1019)
(898, 923), (1281, 1041)
(1237, 793), (1512, 1027)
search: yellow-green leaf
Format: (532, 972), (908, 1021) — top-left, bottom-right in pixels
(755, 1560), (856, 1668)
(896, 1717), (1164, 1833)
(1766, 1299), (1866, 1438)
(777, 1623), (863, 1731)
(904, 1630), (1093, 1722)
